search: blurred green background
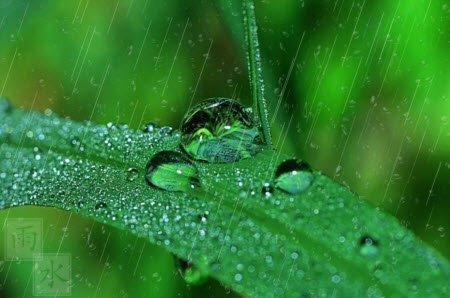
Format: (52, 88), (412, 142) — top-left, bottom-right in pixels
(0, 0), (449, 296)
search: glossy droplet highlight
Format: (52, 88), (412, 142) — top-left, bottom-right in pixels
(359, 236), (379, 257)
(180, 98), (260, 163)
(274, 159), (314, 195)
(146, 151), (200, 192)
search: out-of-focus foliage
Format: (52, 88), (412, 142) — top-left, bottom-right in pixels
(0, 0), (448, 296)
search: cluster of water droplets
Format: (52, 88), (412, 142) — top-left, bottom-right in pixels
(145, 97), (315, 198)
(3, 96), (446, 296)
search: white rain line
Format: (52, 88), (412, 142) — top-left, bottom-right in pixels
(341, 0), (365, 67)
(341, 57), (362, 114)
(133, 242), (146, 276)
(425, 206), (434, 231)
(403, 81), (420, 126)
(365, 13), (384, 66)
(155, 18), (173, 68)
(395, 123), (428, 216)
(142, 0), (149, 15)
(133, 19), (152, 71)
(126, 0), (135, 18)
(107, 0), (121, 35)
(394, 16), (416, 74)
(79, 0), (91, 24)
(72, 26), (96, 95)
(1, 48), (18, 96)
(86, 63), (110, 124)
(377, 33), (402, 99)
(381, 130), (408, 204)
(71, 26), (91, 81)
(423, 0), (432, 23)
(333, 113), (358, 179)
(346, 0), (356, 23)
(187, 39), (213, 112)
(413, 75), (434, 133)
(161, 18), (189, 97)
(304, 104), (322, 149)
(72, 0), (83, 23)
(16, 1), (29, 37)
(0, 16), (5, 31)
(271, 31), (305, 127)
(431, 127), (442, 153)
(336, 0), (346, 18)
(99, 231), (111, 264)
(56, 212), (73, 255)
(333, 0), (340, 12)
(378, 1), (400, 61)
(94, 255), (110, 298)
(425, 162), (442, 206)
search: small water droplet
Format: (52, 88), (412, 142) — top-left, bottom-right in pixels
(180, 98), (261, 163)
(262, 182), (273, 197)
(158, 126), (173, 136)
(126, 168), (139, 182)
(175, 258), (208, 285)
(359, 236), (379, 257)
(143, 122), (160, 133)
(146, 151), (200, 192)
(274, 159), (314, 195)
(0, 97), (12, 113)
(70, 137), (86, 151)
(95, 202), (107, 209)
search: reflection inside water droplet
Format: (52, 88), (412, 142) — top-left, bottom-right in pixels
(175, 257), (209, 285)
(146, 151), (200, 192)
(274, 159), (314, 195)
(180, 98), (261, 163)
(359, 236), (379, 257)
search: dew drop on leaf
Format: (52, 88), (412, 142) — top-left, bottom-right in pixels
(262, 182), (273, 197)
(142, 122), (160, 133)
(175, 257), (209, 285)
(158, 126), (173, 136)
(95, 202), (107, 209)
(359, 236), (379, 257)
(126, 168), (139, 182)
(0, 97), (12, 113)
(274, 159), (314, 195)
(180, 98), (261, 163)
(145, 151), (200, 192)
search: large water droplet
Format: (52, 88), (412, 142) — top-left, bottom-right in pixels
(359, 236), (379, 257)
(180, 98), (260, 163)
(274, 159), (314, 195)
(146, 151), (200, 192)
(175, 257), (209, 285)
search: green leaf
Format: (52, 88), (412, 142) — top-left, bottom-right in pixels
(0, 102), (449, 297)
